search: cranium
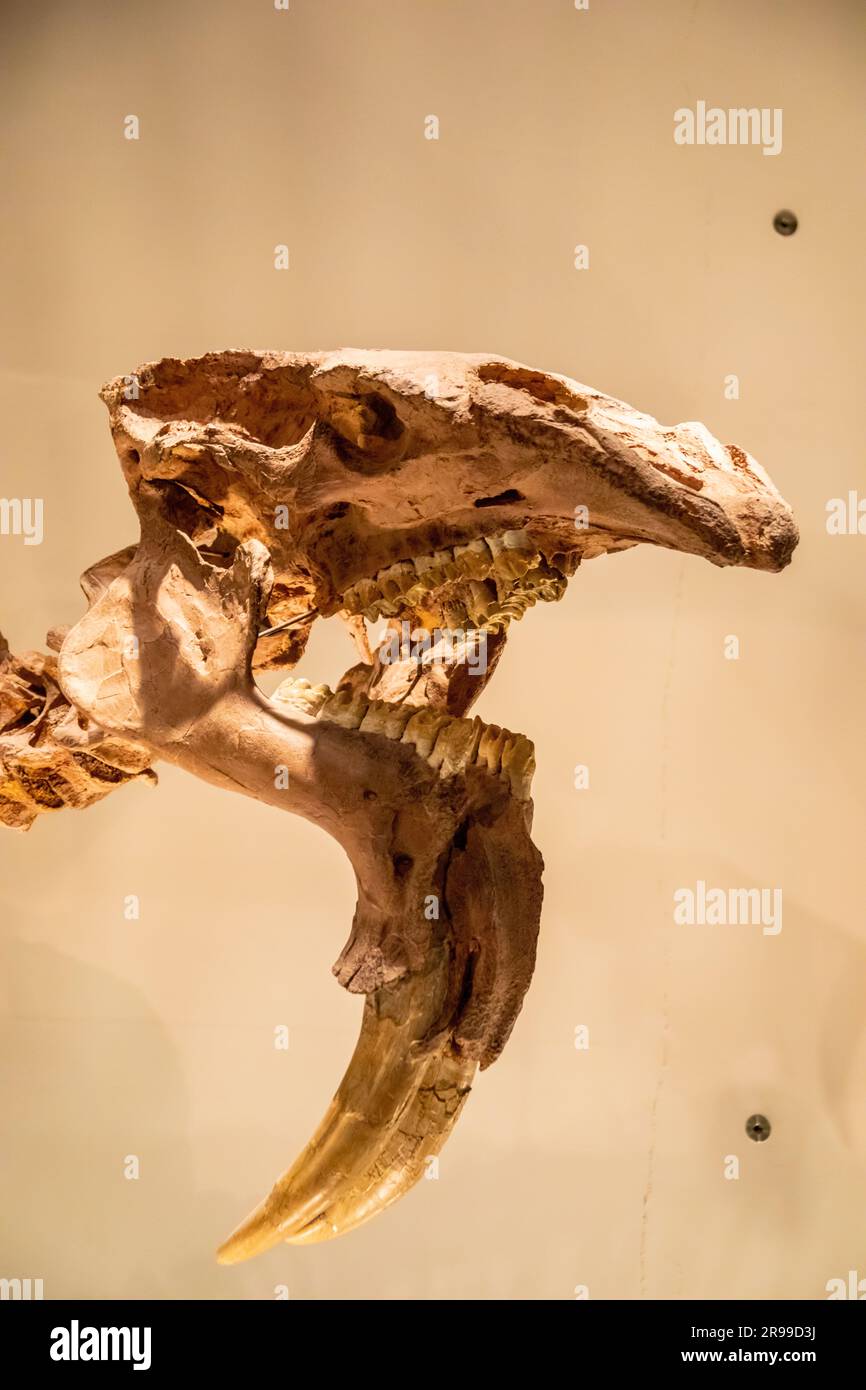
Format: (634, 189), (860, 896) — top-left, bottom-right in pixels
(0, 349), (797, 1261)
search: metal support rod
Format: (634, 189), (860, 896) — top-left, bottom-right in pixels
(257, 609), (318, 639)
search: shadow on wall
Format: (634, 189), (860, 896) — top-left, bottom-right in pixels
(0, 941), (232, 1299)
(3, 843), (866, 1300)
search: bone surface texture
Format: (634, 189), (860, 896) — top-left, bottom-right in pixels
(0, 350), (797, 1259)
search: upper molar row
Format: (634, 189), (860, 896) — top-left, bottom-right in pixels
(340, 530), (536, 608)
(340, 530), (539, 619)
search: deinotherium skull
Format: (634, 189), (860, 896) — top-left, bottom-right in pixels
(0, 350), (797, 1259)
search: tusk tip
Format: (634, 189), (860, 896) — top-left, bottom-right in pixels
(216, 1203), (284, 1266)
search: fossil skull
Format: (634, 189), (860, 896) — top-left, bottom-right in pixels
(0, 349), (797, 1260)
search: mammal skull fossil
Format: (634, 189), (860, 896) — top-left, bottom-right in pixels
(0, 349), (797, 1260)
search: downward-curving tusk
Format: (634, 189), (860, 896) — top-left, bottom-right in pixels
(53, 519), (535, 1263)
(216, 943), (476, 1262)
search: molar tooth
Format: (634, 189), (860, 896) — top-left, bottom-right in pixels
(403, 583), (430, 608)
(321, 688), (370, 729)
(492, 553), (531, 581)
(350, 578), (380, 610)
(538, 584), (566, 604)
(547, 576), (569, 601)
(272, 677), (331, 716)
(414, 551), (451, 586)
(378, 562), (416, 598)
(481, 610), (511, 631)
(502, 529), (533, 551)
(551, 550), (581, 578)
(359, 699), (392, 736)
(490, 589), (529, 622)
(427, 716), (483, 776)
(363, 597), (400, 622)
(497, 576), (533, 605)
(521, 568), (567, 603)
(383, 703), (419, 739)
(341, 588), (365, 615)
(375, 598), (402, 618)
(441, 550), (464, 581)
(401, 707), (450, 758)
(476, 723), (509, 775)
(501, 734), (536, 799)
(453, 539), (492, 579)
(442, 601), (469, 628)
(467, 580), (496, 622)
(492, 532), (538, 580)
(484, 534), (506, 563)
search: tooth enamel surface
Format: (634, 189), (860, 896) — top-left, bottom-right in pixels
(216, 946), (477, 1263)
(428, 716), (483, 776)
(442, 602), (469, 628)
(382, 703), (419, 739)
(413, 551), (450, 586)
(453, 539), (491, 578)
(343, 577), (379, 613)
(338, 529), (569, 630)
(270, 682), (534, 798)
(272, 677), (330, 716)
(358, 699), (392, 736)
(477, 724), (510, 775)
(493, 550), (533, 580)
(401, 707), (450, 758)
(321, 689), (369, 729)
(501, 734), (536, 799)
(483, 534), (506, 562)
(467, 580), (496, 623)
(403, 583), (430, 608)
(379, 562), (415, 597)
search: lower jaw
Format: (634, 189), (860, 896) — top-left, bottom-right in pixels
(55, 516), (547, 1261)
(271, 671), (536, 801)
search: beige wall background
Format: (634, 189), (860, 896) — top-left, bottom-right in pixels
(1, 0), (864, 1300)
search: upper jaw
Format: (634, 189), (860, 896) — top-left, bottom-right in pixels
(102, 351), (798, 648)
(301, 432), (798, 625)
(294, 393), (798, 613)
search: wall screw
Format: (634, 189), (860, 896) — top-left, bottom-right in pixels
(773, 209), (798, 236)
(746, 1113), (772, 1142)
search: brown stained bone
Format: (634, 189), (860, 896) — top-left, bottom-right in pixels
(3, 349), (798, 1258)
(58, 503), (542, 1048)
(337, 624), (509, 714)
(100, 350), (797, 661)
(57, 503), (543, 1254)
(0, 632), (155, 830)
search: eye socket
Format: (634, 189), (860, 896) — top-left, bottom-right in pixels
(325, 391), (406, 472)
(474, 489), (524, 509)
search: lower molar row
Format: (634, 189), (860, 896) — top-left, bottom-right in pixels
(271, 678), (535, 800)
